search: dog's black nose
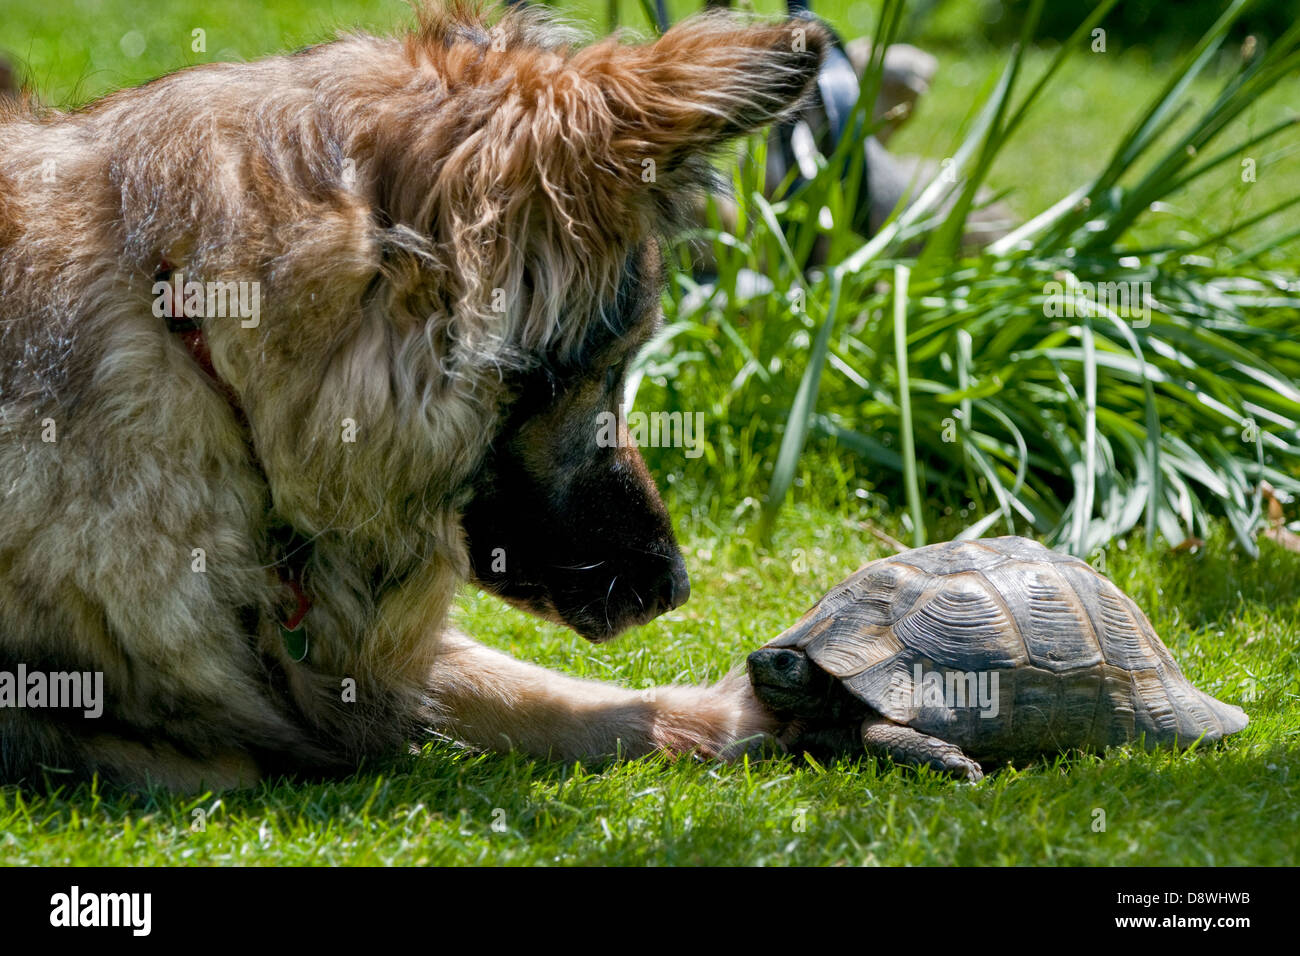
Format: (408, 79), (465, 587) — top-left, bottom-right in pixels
(655, 555), (691, 611)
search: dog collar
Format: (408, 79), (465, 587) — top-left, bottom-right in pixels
(156, 259), (313, 661)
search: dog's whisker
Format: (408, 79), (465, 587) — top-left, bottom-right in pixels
(551, 560), (607, 571)
(603, 575), (619, 633)
(620, 544), (680, 562)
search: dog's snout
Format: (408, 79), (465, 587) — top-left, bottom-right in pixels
(655, 555), (691, 611)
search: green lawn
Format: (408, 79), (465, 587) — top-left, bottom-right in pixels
(2, 0), (1298, 866)
(3, 506), (1297, 865)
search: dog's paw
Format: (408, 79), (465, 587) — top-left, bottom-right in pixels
(644, 669), (786, 760)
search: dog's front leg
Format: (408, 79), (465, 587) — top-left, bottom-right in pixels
(425, 631), (778, 761)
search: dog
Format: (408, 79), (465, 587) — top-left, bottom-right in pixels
(0, 2), (828, 790)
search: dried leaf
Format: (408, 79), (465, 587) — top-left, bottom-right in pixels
(1264, 526), (1300, 553)
(1259, 482), (1300, 552)
(1261, 481), (1285, 528)
(858, 521), (907, 554)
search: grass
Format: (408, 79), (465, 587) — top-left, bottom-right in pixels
(2, 0), (1298, 865)
(643, 0), (1300, 554)
(4, 505), (1298, 866)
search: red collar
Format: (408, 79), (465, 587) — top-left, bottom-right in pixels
(157, 261), (245, 417)
(157, 260), (312, 653)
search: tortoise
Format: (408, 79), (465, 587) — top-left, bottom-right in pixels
(747, 536), (1248, 781)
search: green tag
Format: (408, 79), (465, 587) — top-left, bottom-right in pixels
(281, 624), (309, 663)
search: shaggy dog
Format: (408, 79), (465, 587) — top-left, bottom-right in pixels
(0, 2), (827, 789)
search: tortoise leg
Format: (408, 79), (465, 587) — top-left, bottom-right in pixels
(860, 717), (984, 782)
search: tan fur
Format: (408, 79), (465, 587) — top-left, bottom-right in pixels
(0, 1), (825, 789)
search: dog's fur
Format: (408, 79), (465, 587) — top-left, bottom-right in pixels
(0, 2), (827, 789)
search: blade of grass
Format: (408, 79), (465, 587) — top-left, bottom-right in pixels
(758, 273), (842, 541)
(893, 264), (925, 547)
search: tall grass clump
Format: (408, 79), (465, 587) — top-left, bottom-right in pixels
(633, 0), (1300, 557)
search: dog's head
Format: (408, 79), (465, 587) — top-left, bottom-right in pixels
(461, 239), (685, 641)
(224, 5), (826, 642)
(430, 10), (828, 640)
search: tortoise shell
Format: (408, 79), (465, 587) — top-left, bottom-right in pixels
(761, 536), (1247, 761)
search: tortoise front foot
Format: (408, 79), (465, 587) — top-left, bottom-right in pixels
(860, 717), (984, 783)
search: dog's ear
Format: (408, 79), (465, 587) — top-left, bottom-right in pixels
(569, 16), (829, 181)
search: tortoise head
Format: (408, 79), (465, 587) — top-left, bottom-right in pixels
(747, 647), (830, 717)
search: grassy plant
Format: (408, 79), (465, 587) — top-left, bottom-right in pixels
(639, 0), (1300, 555)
